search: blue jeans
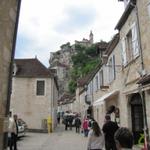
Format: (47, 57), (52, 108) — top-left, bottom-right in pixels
(84, 129), (89, 137)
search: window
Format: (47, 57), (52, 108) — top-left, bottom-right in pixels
(121, 37), (127, 66)
(108, 55), (115, 83)
(36, 80), (45, 96)
(121, 22), (139, 66)
(131, 22), (139, 58)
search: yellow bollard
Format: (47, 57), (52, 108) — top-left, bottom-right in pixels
(47, 116), (52, 133)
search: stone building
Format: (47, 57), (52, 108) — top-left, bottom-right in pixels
(75, 31), (94, 47)
(0, 0), (21, 149)
(116, 0), (150, 145)
(74, 41), (108, 120)
(75, 0), (150, 147)
(10, 58), (59, 132)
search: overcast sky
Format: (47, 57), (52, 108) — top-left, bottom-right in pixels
(15, 0), (124, 67)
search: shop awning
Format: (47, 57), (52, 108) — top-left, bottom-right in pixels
(93, 90), (119, 106)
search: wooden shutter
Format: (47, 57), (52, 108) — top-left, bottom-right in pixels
(121, 38), (127, 66)
(112, 55), (116, 80)
(131, 22), (139, 58)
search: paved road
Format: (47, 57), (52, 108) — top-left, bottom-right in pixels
(8, 124), (141, 150)
(17, 124), (87, 150)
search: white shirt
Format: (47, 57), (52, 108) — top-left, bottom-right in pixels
(8, 117), (17, 134)
(87, 129), (105, 150)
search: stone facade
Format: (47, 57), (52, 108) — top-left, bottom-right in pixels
(10, 59), (59, 132)
(116, 0), (150, 144)
(81, 0), (150, 146)
(0, 0), (21, 149)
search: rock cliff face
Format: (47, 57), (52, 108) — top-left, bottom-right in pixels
(49, 32), (94, 96)
(49, 42), (75, 96)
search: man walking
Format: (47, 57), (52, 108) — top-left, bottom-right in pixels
(102, 115), (119, 150)
(74, 116), (81, 133)
(8, 113), (18, 150)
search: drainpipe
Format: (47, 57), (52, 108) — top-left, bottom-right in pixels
(3, 0), (22, 149)
(130, 1), (150, 149)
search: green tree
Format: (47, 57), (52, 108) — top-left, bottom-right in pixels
(68, 80), (77, 94)
(68, 43), (101, 94)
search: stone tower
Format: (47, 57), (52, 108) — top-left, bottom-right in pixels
(89, 30), (94, 44)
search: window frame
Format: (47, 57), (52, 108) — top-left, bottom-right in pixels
(121, 22), (139, 66)
(108, 55), (116, 83)
(36, 80), (46, 96)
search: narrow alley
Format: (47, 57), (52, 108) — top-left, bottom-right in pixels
(14, 124), (141, 150)
(16, 124), (87, 150)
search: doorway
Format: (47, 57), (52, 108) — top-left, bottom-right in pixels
(130, 93), (144, 144)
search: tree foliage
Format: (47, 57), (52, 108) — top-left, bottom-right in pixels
(68, 80), (77, 94)
(68, 43), (100, 94)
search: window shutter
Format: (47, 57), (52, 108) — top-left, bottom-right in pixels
(131, 22), (139, 58)
(99, 70), (103, 87)
(94, 77), (97, 92)
(95, 75), (99, 91)
(108, 58), (113, 83)
(113, 55), (116, 80)
(121, 38), (127, 66)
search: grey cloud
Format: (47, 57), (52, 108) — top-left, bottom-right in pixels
(54, 5), (97, 34)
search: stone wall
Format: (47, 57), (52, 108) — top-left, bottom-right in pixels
(0, 0), (21, 148)
(10, 77), (55, 131)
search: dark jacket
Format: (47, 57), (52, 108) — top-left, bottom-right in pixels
(74, 117), (81, 127)
(102, 121), (119, 143)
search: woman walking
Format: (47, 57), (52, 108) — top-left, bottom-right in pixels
(82, 117), (89, 137)
(87, 121), (104, 150)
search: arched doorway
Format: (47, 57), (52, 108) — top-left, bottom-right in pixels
(130, 93), (144, 144)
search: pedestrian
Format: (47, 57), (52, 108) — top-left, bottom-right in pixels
(87, 121), (105, 150)
(8, 113), (18, 150)
(102, 114), (119, 150)
(82, 117), (89, 137)
(74, 115), (81, 133)
(114, 127), (134, 150)
(57, 112), (60, 124)
(88, 116), (95, 129)
(68, 115), (73, 130)
(64, 115), (69, 130)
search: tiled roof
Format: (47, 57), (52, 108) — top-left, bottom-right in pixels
(14, 58), (53, 78)
(77, 63), (101, 87)
(77, 73), (92, 87)
(58, 93), (75, 105)
(96, 41), (108, 54)
(97, 41), (108, 49)
(105, 33), (119, 56)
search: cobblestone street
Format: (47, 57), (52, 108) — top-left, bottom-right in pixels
(7, 123), (142, 150)
(17, 124), (87, 150)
